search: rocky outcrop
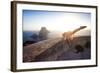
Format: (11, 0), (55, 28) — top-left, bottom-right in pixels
(23, 38), (62, 62)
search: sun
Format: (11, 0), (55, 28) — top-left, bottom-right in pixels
(44, 15), (89, 32)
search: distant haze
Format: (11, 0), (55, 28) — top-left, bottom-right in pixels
(48, 29), (90, 39)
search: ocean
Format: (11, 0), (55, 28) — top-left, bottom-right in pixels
(23, 31), (39, 43)
(23, 30), (90, 44)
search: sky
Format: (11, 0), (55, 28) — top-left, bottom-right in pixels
(23, 10), (91, 32)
